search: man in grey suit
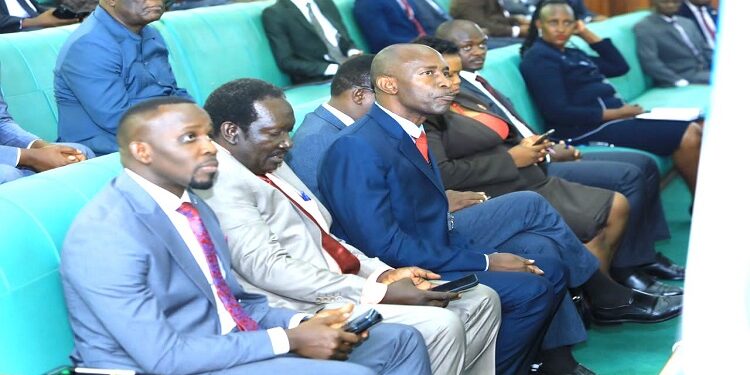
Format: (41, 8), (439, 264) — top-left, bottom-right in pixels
(197, 78), (500, 375)
(60, 96), (431, 374)
(1, 87), (92, 184)
(634, 0), (713, 87)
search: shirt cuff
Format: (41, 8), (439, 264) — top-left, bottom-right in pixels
(347, 49), (362, 57)
(360, 267), (392, 305)
(267, 327), (290, 355)
(484, 254), (490, 271)
(324, 64), (339, 76)
(511, 25), (521, 38)
(288, 313), (310, 329)
(674, 79), (690, 87)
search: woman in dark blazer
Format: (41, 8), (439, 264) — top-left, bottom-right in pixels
(519, 0), (702, 195)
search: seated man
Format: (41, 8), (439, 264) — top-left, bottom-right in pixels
(502, 0), (606, 22)
(449, 0), (527, 48)
(678, 0), (718, 49)
(0, 0), (77, 33)
(197, 78), (500, 375)
(54, 0), (191, 156)
(262, 0), (362, 84)
(635, 0), (713, 87)
(60, 96), (431, 374)
(436, 19), (687, 288)
(353, 0), (447, 53)
(1, 89), (93, 184)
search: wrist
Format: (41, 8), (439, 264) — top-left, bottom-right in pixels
(285, 328), (300, 352)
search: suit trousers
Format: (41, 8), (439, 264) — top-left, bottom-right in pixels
(449, 191), (597, 354)
(205, 323), (431, 375)
(0, 142), (95, 184)
(548, 152), (671, 268)
(362, 284), (500, 375)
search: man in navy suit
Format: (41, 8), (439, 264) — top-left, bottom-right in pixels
(353, 0), (446, 52)
(1, 89), (93, 184)
(60, 96), (431, 374)
(678, 0), (718, 49)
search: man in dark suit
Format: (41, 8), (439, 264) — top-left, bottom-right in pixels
(678, 0), (718, 49)
(60, 96), (432, 374)
(636, 0), (713, 86)
(0, 0), (76, 33)
(449, 0), (528, 47)
(353, 0), (446, 53)
(262, 0), (361, 84)
(436, 20), (687, 288)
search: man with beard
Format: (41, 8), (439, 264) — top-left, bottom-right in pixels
(59, 96), (432, 374)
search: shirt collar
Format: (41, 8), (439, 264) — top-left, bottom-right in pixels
(660, 14), (677, 23)
(460, 70), (478, 82)
(93, 5), (159, 42)
(125, 168), (191, 214)
(375, 102), (424, 139)
(322, 103), (355, 126)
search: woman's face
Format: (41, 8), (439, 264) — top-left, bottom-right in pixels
(536, 4), (577, 49)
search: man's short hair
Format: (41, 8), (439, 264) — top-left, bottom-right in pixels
(330, 54), (376, 97)
(203, 78), (285, 135)
(117, 96), (196, 147)
(411, 36), (460, 55)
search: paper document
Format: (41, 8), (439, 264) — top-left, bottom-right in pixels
(636, 107), (702, 121)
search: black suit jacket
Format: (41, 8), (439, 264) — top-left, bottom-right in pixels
(0, 0), (46, 33)
(262, 0), (356, 84)
(424, 90), (548, 198)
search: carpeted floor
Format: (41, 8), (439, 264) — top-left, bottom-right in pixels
(572, 178), (692, 375)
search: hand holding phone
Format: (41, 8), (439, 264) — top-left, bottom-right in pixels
(343, 309), (383, 334)
(532, 129), (556, 146)
(431, 274), (479, 293)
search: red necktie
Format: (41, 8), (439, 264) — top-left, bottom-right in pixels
(399, 0), (427, 37)
(451, 102), (510, 139)
(415, 131), (430, 163)
(257, 175), (361, 275)
(176, 202), (259, 332)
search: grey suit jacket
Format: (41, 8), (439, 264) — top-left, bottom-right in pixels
(197, 147), (391, 314)
(61, 172), (297, 373)
(634, 13), (713, 86)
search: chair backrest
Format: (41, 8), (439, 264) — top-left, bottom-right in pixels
(333, 0), (370, 52)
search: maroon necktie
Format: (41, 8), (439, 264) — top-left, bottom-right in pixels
(475, 74), (507, 104)
(399, 0), (427, 37)
(176, 202), (260, 332)
(257, 175), (361, 274)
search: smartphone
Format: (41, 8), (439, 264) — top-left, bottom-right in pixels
(431, 274), (479, 293)
(343, 309), (383, 334)
(52, 6), (79, 19)
(532, 128), (556, 145)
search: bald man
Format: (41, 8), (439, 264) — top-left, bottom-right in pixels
(317, 44), (603, 375)
(60, 96), (431, 374)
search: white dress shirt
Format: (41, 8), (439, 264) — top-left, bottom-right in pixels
(323, 102), (355, 126)
(124, 169), (297, 355)
(4, 0), (36, 18)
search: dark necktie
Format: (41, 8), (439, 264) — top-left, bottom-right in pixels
(257, 175), (361, 274)
(398, 0), (427, 37)
(474, 74), (508, 105)
(176, 202), (260, 332)
(306, 1), (347, 64)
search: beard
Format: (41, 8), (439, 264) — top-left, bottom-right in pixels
(188, 169), (216, 190)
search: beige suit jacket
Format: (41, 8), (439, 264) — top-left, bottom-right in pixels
(197, 147), (391, 313)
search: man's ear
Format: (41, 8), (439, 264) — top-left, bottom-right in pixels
(129, 141), (152, 164)
(375, 76), (398, 96)
(351, 88), (366, 105)
(220, 121), (240, 145)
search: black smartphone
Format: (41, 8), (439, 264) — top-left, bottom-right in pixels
(431, 274), (479, 293)
(343, 309), (383, 334)
(532, 128), (556, 145)
(52, 6), (79, 19)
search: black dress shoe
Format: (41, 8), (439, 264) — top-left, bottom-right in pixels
(590, 290), (682, 324)
(639, 252), (686, 280)
(616, 270), (683, 296)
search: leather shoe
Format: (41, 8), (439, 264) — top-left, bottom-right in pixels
(615, 269), (683, 296)
(590, 290), (682, 324)
(639, 252), (685, 280)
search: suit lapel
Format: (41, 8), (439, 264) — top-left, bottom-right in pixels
(116, 174), (217, 305)
(279, 0), (317, 35)
(316, 105), (347, 131)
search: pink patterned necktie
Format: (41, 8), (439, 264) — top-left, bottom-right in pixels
(176, 201), (259, 332)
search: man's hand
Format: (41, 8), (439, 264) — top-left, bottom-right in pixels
(488, 253), (544, 275)
(446, 190), (489, 213)
(509, 135), (550, 167)
(18, 144), (87, 172)
(377, 266), (441, 290)
(22, 9), (78, 29)
(381, 278), (458, 307)
(549, 141), (581, 162)
(287, 304), (362, 360)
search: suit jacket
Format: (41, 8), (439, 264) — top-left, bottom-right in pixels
(354, 0), (433, 53)
(287, 105), (346, 199)
(197, 148), (391, 313)
(424, 90), (548, 198)
(0, 0), (45, 33)
(61, 173), (297, 373)
(634, 13), (712, 86)
(262, 0), (356, 84)
(678, 1), (718, 45)
(0, 91), (38, 165)
(318, 104), (487, 273)
(450, 0), (519, 37)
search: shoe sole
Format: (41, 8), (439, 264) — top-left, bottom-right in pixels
(590, 310), (682, 325)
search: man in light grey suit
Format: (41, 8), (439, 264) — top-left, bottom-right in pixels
(60, 96), (431, 374)
(634, 0), (713, 87)
(197, 78), (500, 375)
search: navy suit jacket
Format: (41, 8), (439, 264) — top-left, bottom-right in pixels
(286, 105), (345, 200)
(317, 104), (487, 273)
(61, 172), (297, 372)
(354, 0), (438, 53)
